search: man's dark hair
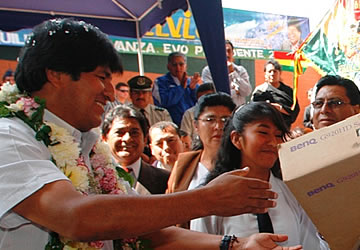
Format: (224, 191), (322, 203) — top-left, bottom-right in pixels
(149, 121), (181, 142)
(2, 69), (14, 82)
(264, 59), (282, 72)
(195, 82), (216, 99)
(194, 92), (236, 120)
(225, 39), (234, 50)
(15, 18), (123, 93)
(287, 20), (302, 33)
(102, 104), (148, 138)
(167, 52), (186, 63)
(115, 82), (129, 90)
(315, 75), (360, 105)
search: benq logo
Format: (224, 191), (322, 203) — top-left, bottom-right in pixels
(307, 183), (335, 197)
(290, 138), (318, 152)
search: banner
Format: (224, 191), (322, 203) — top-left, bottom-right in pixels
(223, 9), (309, 51)
(0, 8), (309, 60)
(300, 0), (360, 85)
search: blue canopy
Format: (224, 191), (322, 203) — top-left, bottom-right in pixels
(0, 0), (229, 94)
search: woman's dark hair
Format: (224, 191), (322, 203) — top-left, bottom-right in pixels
(205, 101), (290, 184)
(102, 104), (148, 138)
(15, 18), (123, 93)
(194, 92), (236, 120)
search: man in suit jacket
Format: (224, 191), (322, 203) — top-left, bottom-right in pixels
(102, 104), (170, 194)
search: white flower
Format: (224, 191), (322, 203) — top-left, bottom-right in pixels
(6, 100), (24, 112)
(50, 142), (79, 168)
(63, 165), (89, 192)
(93, 141), (113, 165)
(0, 82), (23, 103)
(46, 122), (81, 167)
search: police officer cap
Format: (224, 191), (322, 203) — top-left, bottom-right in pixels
(128, 75), (152, 92)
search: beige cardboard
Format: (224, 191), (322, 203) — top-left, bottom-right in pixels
(279, 114), (360, 250)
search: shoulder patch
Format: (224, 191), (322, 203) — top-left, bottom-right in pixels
(155, 106), (166, 111)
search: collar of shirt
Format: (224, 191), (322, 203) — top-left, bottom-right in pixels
(44, 110), (82, 143)
(132, 104), (151, 114)
(170, 74), (181, 86)
(121, 157), (141, 180)
(268, 172), (283, 195)
(43, 109), (99, 173)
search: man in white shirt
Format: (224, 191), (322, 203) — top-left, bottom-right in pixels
(201, 40), (252, 106)
(0, 18), (300, 250)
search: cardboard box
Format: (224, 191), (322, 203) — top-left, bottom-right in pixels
(279, 114), (360, 250)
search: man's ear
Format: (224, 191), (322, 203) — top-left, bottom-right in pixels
(45, 69), (63, 88)
(354, 104), (360, 114)
(149, 142), (156, 156)
(230, 131), (243, 150)
(144, 133), (150, 145)
(193, 120), (199, 133)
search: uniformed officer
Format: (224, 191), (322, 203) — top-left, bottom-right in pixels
(128, 75), (172, 127)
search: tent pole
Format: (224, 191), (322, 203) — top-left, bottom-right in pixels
(136, 21), (144, 76)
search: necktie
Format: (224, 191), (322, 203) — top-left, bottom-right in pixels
(123, 167), (136, 187)
(123, 167), (133, 173)
(256, 213), (274, 233)
(140, 109), (150, 128)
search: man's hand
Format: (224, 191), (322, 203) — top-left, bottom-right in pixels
(234, 233), (303, 250)
(228, 61), (234, 73)
(265, 74), (273, 84)
(204, 167), (277, 216)
(270, 103), (290, 116)
(189, 72), (200, 89)
(179, 72), (200, 89)
(179, 72), (188, 88)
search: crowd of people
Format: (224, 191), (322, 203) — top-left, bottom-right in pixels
(0, 17), (359, 250)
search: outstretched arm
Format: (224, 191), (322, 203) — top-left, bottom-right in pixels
(13, 168), (277, 241)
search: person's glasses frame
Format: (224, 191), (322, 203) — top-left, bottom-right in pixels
(311, 98), (351, 110)
(197, 116), (230, 125)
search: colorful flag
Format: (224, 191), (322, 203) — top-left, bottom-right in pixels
(299, 0), (360, 86)
(273, 50), (310, 109)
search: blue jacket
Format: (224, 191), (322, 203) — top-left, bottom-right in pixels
(153, 72), (198, 125)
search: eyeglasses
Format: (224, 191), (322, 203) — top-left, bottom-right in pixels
(311, 98), (351, 110)
(197, 116), (230, 125)
(118, 89), (129, 93)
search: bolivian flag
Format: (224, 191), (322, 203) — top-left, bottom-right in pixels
(273, 50), (311, 109)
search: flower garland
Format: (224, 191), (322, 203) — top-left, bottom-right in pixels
(0, 83), (151, 250)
